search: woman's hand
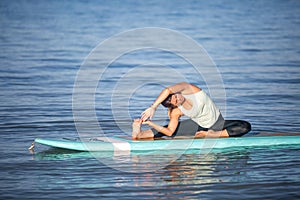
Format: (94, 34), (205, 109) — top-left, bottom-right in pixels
(141, 106), (156, 121)
(142, 120), (152, 126)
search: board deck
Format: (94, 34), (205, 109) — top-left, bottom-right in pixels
(34, 135), (300, 152)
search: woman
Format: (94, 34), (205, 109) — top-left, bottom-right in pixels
(132, 82), (251, 139)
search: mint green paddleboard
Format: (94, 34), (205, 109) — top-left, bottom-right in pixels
(34, 135), (300, 152)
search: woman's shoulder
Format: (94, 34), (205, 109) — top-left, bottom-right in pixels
(169, 107), (183, 117)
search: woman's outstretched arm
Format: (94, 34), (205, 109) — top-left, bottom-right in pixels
(141, 82), (198, 121)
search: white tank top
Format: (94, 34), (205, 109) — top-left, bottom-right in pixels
(178, 90), (220, 128)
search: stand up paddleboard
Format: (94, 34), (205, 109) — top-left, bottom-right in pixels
(32, 135), (300, 152)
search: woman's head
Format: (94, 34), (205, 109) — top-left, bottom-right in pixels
(161, 93), (185, 108)
(161, 94), (175, 108)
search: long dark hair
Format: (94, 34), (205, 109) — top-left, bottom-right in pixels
(161, 94), (176, 108)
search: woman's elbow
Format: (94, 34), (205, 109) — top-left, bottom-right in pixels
(163, 87), (172, 94)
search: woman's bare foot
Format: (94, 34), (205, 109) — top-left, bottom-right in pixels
(195, 130), (207, 138)
(132, 119), (142, 139)
(195, 129), (229, 138)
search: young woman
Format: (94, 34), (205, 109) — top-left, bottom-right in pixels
(132, 82), (251, 139)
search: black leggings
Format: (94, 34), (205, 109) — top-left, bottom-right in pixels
(152, 116), (251, 138)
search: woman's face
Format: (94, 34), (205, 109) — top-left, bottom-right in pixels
(170, 93), (185, 107)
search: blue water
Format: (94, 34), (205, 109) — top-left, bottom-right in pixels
(1, 0), (300, 199)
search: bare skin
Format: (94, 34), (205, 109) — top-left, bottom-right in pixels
(132, 119), (154, 139)
(133, 82), (229, 140)
(195, 130), (229, 138)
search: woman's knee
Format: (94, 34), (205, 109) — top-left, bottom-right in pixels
(226, 120), (251, 137)
(243, 121), (251, 133)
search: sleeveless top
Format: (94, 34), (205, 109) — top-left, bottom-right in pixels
(178, 90), (220, 128)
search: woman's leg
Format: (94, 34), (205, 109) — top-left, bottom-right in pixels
(223, 120), (251, 137)
(133, 119), (202, 139)
(195, 114), (229, 138)
(152, 119), (203, 138)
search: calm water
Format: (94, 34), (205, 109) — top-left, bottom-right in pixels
(1, 0), (300, 199)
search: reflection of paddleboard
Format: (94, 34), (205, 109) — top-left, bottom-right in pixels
(33, 136), (300, 152)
